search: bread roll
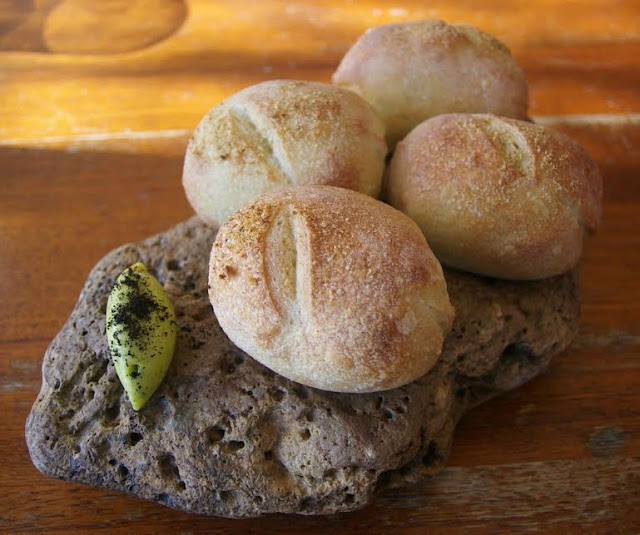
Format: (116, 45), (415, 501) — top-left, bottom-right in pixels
(183, 80), (387, 226)
(332, 20), (528, 147)
(388, 114), (603, 280)
(209, 186), (454, 393)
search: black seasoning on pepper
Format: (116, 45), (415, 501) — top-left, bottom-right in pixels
(105, 262), (178, 411)
(107, 269), (170, 353)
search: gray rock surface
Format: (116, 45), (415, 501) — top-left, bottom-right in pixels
(26, 216), (580, 517)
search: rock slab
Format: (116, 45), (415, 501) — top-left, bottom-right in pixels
(26, 216), (580, 517)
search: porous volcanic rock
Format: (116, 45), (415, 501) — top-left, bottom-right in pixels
(26, 216), (580, 517)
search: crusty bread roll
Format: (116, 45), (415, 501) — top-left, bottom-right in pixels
(332, 20), (528, 147)
(183, 80), (387, 226)
(388, 113), (603, 280)
(209, 185), (454, 393)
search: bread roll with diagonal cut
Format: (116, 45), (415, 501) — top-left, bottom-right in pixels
(209, 186), (454, 393)
(388, 113), (603, 280)
(183, 80), (387, 227)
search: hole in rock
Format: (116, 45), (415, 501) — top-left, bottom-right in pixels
(104, 402), (121, 423)
(226, 441), (245, 452)
(159, 453), (180, 478)
(125, 432), (143, 447)
(220, 490), (235, 503)
(205, 425), (226, 444)
(270, 388), (286, 402)
(300, 497), (316, 511)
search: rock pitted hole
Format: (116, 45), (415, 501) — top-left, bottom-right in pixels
(224, 440), (245, 453)
(103, 401), (121, 424)
(220, 490), (235, 503)
(124, 432), (143, 447)
(300, 428), (311, 441)
(167, 259), (183, 271)
(502, 342), (538, 365)
(270, 387), (286, 402)
(323, 468), (337, 480)
(344, 493), (355, 505)
(159, 453), (180, 479)
(300, 497), (316, 512)
(205, 425), (226, 445)
(301, 408), (315, 422)
(86, 358), (108, 384)
(118, 464), (129, 479)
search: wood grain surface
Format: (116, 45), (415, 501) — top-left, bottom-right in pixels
(1, 1), (639, 533)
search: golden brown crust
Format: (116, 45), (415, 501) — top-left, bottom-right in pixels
(387, 114), (603, 280)
(183, 80), (387, 226)
(209, 186), (454, 393)
(332, 20), (528, 147)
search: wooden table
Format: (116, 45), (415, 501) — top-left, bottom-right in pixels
(2, 1), (639, 533)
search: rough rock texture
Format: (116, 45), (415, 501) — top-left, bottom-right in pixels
(26, 216), (580, 517)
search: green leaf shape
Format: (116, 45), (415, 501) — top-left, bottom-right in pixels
(106, 262), (177, 410)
